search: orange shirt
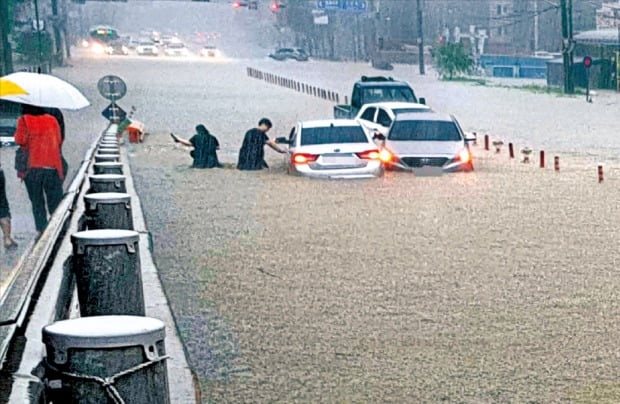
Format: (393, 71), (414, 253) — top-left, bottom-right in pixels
(14, 114), (64, 179)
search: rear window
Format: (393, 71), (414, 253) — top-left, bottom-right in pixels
(389, 120), (462, 141)
(361, 86), (416, 104)
(393, 108), (429, 114)
(168, 43), (185, 49)
(301, 126), (368, 146)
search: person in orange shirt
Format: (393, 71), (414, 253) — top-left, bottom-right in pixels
(14, 104), (64, 237)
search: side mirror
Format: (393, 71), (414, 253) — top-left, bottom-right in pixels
(275, 137), (289, 144)
(373, 132), (386, 141)
(419, 97), (426, 105)
(464, 132), (477, 143)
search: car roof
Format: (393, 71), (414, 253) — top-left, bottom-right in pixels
(362, 102), (429, 110)
(301, 119), (361, 129)
(393, 111), (455, 122)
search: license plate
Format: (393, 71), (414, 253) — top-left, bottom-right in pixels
(321, 156), (356, 165)
(413, 166), (444, 176)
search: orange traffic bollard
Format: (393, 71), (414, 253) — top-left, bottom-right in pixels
(540, 150), (545, 168)
(554, 156), (560, 172)
(598, 165), (604, 183)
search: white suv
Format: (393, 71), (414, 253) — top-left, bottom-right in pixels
(355, 102), (431, 137)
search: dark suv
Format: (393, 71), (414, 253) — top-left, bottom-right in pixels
(268, 48), (309, 62)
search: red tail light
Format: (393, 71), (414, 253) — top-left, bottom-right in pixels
(232, 1), (241, 8)
(356, 149), (381, 160)
(292, 153), (319, 165)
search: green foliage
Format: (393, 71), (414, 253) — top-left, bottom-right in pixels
(15, 31), (53, 63)
(433, 42), (474, 80)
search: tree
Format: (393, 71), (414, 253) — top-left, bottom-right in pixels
(433, 42), (473, 80)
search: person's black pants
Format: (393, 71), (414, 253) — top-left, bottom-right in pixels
(0, 169), (10, 219)
(24, 168), (64, 232)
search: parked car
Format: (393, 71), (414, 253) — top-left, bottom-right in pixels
(276, 119), (390, 179)
(269, 48), (309, 62)
(136, 39), (159, 56)
(381, 112), (474, 173)
(164, 41), (190, 56)
(334, 76), (425, 119)
(355, 102), (431, 138)
(106, 41), (129, 55)
(200, 45), (220, 58)
(0, 101), (20, 146)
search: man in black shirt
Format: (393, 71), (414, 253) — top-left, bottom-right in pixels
(237, 118), (286, 170)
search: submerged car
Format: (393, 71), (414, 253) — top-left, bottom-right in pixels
(278, 119), (390, 179)
(269, 48), (309, 61)
(381, 112), (474, 173)
(356, 101), (431, 137)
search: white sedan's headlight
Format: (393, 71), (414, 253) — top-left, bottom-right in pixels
(122, 45), (129, 53)
(92, 43), (105, 54)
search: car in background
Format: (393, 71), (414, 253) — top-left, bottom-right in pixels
(200, 45), (220, 58)
(355, 102), (431, 138)
(0, 101), (20, 147)
(334, 76), (425, 119)
(382, 112), (474, 173)
(269, 48), (309, 62)
(136, 39), (159, 56)
(164, 41), (189, 57)
(105, 40), (129, 55)
(276, 119), (390, 179)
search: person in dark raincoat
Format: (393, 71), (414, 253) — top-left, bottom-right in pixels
(237, 118), (286, 170)
(171, 125), (222, 168)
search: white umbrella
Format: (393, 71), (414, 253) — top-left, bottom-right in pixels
(0, 72), (90, 110)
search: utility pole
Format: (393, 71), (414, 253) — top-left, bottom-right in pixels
(0, 0), (13, 75)
(416, 0), (425, 75)
(560, 0), (575, 94)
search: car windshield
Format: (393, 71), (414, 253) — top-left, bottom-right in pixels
(393, 107), (429, 114)
(301, 126), (368, 146)
(361, 86), (416, 104)
(168, 43), (184, 49)
(389, 120), (462, 141)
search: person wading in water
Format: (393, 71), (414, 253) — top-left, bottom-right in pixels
(237, 118), (286, 170)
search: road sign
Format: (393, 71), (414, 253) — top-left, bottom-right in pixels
(97, 75), (127, 101)
(583, 56), (593, 69)
(102, 103), (127, 123)
(317, 0), (366, 11)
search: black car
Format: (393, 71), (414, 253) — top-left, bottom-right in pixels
(268, 48), (309, 62)
(105, 40), (129, 55)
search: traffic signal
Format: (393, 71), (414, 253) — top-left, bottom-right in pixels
(583, 56), (593, 69)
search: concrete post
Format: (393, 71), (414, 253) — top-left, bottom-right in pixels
(71, 229), (145, 316)
(88, 174), (127, 194)
(43, 316), (170, 404)
(93, 162), (124, 175)
(84, 192), (134, 230)
(98, 147), (121, 155)
(94, 154), (121, 163)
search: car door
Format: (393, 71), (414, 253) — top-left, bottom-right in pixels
(357, 106), (378, 134)
(375, 108), (393, 136)
(286, 126), (298, 171)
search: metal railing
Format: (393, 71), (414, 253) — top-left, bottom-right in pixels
(0, 125), (106, 398)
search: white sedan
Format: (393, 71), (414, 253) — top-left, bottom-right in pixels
(355, 101), (431, 138)
(277, 119), (391, 179)
(164, 42), (190, 57)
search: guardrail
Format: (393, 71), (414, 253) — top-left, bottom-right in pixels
(0, 124), (196, 403)
(247, 67), (347, 104)
(0, 125), (104, 364)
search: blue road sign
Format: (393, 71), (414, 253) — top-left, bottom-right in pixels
(317, 0), (367, 11)
(102, 103), (127, 123)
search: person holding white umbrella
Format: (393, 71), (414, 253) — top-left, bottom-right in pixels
(1, 71), (89, 238)
(14, 104), (64, 237)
